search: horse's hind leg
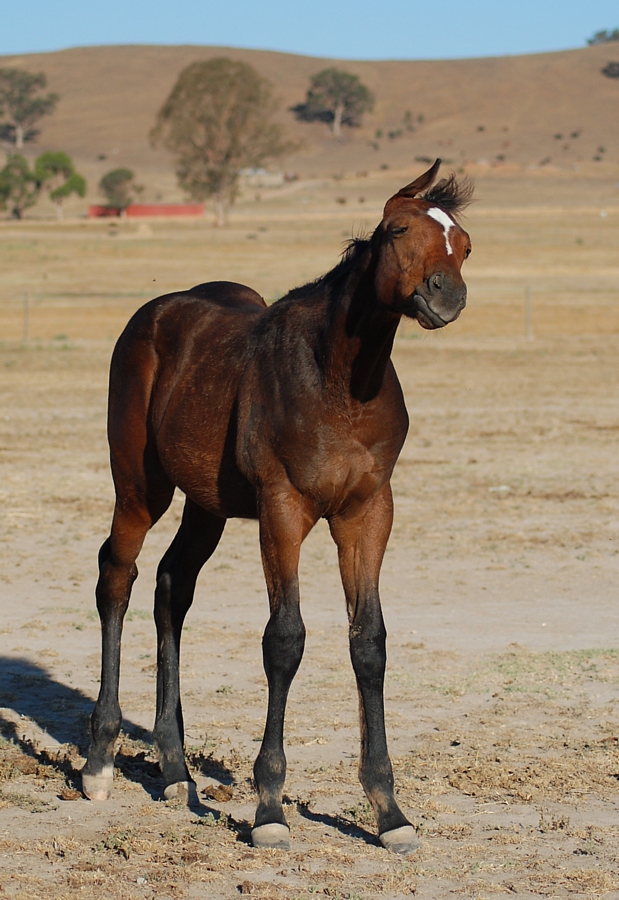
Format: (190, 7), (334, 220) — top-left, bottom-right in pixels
(82, 486), (173, 800)
(152, 499), (225, 801)
(330, 484), (418, 855)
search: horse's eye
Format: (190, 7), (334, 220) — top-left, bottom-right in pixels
(464, 247), (471, 259)
(391, 226), (408, 236)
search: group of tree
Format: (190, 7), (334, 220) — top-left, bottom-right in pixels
(0, 68), (58, 148)
(0, 58), (375, 224)
(0, 151), (86, 219)
(0, 66), (81, 219)
(152, 58), (374, 224)
(0, 155), (147, 218)
(0, 65), (147, 219)
(588, 29), (619, 45)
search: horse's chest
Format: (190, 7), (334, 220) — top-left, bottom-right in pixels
(312, 444), (382, 508)
(276, 424), (396, 511)
(239, 378), (407, 513)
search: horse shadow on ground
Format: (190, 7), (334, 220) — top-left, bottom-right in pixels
(296, 800), (378, 847)
(0, 655), (99, 751)
(0, 655), (239, 818)
(0, 658), (373, 845)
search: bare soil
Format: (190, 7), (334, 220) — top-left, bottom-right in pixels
(0, 171), (619, 898)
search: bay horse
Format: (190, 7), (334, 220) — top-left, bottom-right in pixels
(82, 160), (472, 855)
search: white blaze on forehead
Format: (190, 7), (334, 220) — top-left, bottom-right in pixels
(427, 207), (455, 255)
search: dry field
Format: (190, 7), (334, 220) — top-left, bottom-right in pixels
(1, 168), (619, 898)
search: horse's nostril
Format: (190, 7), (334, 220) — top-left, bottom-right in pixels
(432, 274), (442, 291)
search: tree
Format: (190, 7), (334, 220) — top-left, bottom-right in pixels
(99, 168), (142, 212)
(291, 68), (374, 139)
(0, 69), (58, 149)
(151, 57), (294, 226)
(588, 29), (619, 45)
(601, 61), (619, 78)
(34, 151), (86, 220)
(0, 154), (40, 218)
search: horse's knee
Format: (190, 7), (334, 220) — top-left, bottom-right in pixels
(262, 605), (306, 680)
(95, 547), (138, 616)
(349, 617), (387, 687)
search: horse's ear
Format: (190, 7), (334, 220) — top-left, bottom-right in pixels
(383, 158), (441, 216)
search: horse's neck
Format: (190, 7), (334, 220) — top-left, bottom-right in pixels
(325, 258), (401, 403)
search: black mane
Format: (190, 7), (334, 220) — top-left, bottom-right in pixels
(285, 237), (371, 301)
(422, 173), (474, 217)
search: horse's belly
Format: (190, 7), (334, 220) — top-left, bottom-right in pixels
(184, 479), (258, 520)
(167, 458), (258, 519)
(157, 422), (258, 520)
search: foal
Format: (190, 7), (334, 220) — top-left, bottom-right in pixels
(82, 160), (472, 855)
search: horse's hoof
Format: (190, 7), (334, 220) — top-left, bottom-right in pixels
(379, 825), (420, 855)
(251, 823), (291, 850)
(163, 780), (198, 804)
(82, 766), (114, 801)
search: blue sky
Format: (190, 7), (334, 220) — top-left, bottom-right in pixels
(3, 0), (618, 60)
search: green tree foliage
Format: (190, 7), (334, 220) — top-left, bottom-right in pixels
(0, 154), (40, 218)
(0, 69), (58, 148)
(98, 168), (142, 211)
(34, 151), (86, 220)
(151, 57), (294, 225)
(588, 29), (619, 45)
(292, 68), (374, 138)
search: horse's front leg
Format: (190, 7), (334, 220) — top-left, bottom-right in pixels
(252, 486), (310, 850)
(330, 483), (418, 855)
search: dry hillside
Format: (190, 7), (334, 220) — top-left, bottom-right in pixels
(0, 42), (618, 204)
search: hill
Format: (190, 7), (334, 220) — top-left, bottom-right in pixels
(1, 42), (618, 201)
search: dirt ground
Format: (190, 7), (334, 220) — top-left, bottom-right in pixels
(1, 169), (619, 898)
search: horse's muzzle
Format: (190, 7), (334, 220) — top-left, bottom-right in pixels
(413, 274), (467, 329)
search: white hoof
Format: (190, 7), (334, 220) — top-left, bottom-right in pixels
(163, 780), (196, 803)
(379, 825), (419, 855)
(82, 766), (114, 801)
(251, 823), (291, 850)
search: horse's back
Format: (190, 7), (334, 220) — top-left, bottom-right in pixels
(187, 281), (267, 310)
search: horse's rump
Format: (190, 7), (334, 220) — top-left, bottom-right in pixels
(107, 282), (265, 519)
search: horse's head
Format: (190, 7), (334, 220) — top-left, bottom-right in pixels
(374, 159), (473, 329)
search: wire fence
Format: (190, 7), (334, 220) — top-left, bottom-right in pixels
(1, 287), (619, 344)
